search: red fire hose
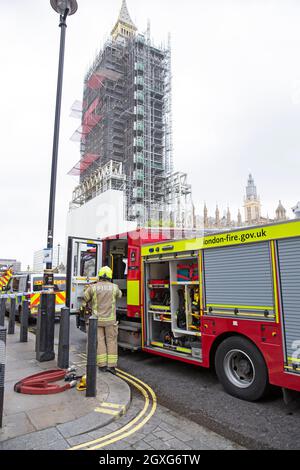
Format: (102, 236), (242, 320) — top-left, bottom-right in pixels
(14, 369), (77, 395)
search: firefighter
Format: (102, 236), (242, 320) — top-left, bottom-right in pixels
(81, 266), (122, 374)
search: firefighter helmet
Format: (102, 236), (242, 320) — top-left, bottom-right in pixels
(76, 375), (87, 391)
(98, 266), (113, 280)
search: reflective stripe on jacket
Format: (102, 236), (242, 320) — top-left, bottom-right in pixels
(82, 280), (122, 326)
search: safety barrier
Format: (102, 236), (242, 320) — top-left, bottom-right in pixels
(0, 297), (6, 327)
(36, 293), (55, 362)
(8, 297), (16, 335)
(0, 326), (6, 428)
(57, 307), (70, 369)
(86, 316), (98, 398)
(20, 300), (29, 343)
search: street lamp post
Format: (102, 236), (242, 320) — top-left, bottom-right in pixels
(36, 1), (78, 363)
(44, 0), (78, 288)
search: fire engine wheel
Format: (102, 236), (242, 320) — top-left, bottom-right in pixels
(215, 336), (269, 401)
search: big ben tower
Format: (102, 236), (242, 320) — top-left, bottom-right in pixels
(244, 174), (262, 224)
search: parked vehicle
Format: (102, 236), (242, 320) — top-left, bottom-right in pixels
(5, 273), (66, 319)
(68, 219), (300, 401)
(0, 266), (13, 292)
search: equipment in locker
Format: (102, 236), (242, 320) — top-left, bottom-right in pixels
(177, 263), (199, 282)
(159, 327), (187, 348)
(148, 279), (169, 288)
(176, 288), (186, 329)
(149, 286), (170, 308)
(189, 287), (200, 331)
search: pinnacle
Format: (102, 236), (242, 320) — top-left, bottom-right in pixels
(118, 0), (136, 29)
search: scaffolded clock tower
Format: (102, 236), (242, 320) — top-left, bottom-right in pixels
(69, 0), (184, 226)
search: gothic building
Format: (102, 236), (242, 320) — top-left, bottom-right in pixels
(200, 174), (288, 230)
(244, 173), (262, 224)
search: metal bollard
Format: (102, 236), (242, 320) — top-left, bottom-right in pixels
(20, 300), (29, 343)
(0, 326), (7, 428)
(0, 297), (6, 327)
(8, 297), (16, 335)
(36, 293), (55, 362)
(86, 316), (98, 398)
(57, 307), (70, 369)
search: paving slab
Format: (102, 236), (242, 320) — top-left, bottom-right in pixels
(0, 412), (35, 443)
(0, 427), (64, 450)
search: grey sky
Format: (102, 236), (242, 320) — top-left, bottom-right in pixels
(1, 0), (300, 268)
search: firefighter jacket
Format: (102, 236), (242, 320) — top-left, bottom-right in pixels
(82, 280), (122, 326)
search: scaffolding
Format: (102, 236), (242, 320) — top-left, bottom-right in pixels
(68, 1), (194, 229)
(69, 17), (173, 225)
(165, 172), (193, 227)
(71, 160), (126, 207)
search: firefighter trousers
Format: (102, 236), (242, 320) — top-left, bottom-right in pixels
(96, 323), (118, 368)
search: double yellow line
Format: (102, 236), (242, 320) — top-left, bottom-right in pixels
(69, 368), (157, 451)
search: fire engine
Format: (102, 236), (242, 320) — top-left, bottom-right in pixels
(68, 219), (300, 401)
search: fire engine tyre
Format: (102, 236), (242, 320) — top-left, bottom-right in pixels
(215, 336), (269, 402)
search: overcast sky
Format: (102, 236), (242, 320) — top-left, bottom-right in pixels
(1, 0), (300, 269)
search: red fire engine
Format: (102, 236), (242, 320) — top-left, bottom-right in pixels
(68, 219), (300, 402)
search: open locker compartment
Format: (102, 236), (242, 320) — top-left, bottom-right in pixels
(169, 258), (201, 337)
(144, 256), (202, 361)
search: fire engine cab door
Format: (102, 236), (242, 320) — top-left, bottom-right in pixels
(66, 237), (102, 314)
(127, 245), (140, 311)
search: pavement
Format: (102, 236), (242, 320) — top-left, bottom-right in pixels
(64, 316), (300, 450)
(0, 319), (243, 451)
(0, 322), (130, 450)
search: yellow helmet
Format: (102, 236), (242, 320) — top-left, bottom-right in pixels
(98, 266), (113, 280)
(76, 375), (86, 391)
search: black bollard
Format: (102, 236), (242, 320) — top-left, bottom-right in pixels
(57, 307), (70, 369)
(86, 316), (98, 398)
(8, 297), (16, 335)
(20, 300), (29, 343)
(36, 293), (55, 362)
(0, 326), (6, 428)
(0, 297), (6, 327)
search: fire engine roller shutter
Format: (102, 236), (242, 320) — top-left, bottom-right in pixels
(277, 237), (300, 370)
(203, 242), (275, 320)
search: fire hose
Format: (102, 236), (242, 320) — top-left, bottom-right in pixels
(14, 366), (81, 395)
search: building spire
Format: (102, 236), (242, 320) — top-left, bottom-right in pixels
(237, 209), (242, 225)
(246, 173), (257, 200)
(226, 207), (231, 226)
(111, 0), (137, 40)
(203, 203), (208, 227)
(276, 200), (287, 221)
(118, 0), (136, 28)
(215, 204), (220, 225)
